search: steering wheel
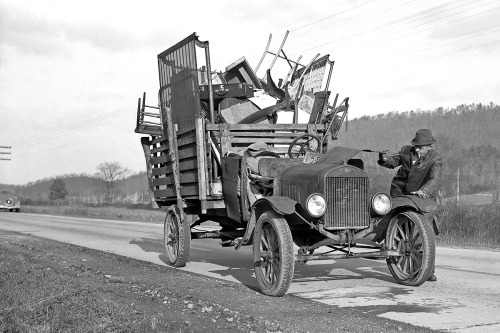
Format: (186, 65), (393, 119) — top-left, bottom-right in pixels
(288, 134), (321, 158)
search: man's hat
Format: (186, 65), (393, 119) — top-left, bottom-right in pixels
(411, 129), (436, 146)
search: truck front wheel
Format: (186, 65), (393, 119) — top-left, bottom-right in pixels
(253, 211), (294, 296)
(385, 211), (435, 286)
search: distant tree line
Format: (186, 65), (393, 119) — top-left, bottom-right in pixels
(4, 162), (150, 206)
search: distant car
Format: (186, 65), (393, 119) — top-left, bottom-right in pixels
(0, 189), (21, 212)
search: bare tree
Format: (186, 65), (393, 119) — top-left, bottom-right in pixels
(95, 162), (129, 203)
(49, 178), (68, 204)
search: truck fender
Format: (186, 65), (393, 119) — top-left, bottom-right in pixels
(372, 202), (439, 243)
(253, 196), (298, 216)
(235, 197), (298, 250)
(391, 195), (439, 235)
(391, 195), (437, 213)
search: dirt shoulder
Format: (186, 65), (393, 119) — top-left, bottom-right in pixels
(0, 232), (438, 333)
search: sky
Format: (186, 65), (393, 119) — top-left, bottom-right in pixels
(0, 0), (499, 185)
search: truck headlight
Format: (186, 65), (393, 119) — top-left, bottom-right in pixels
(306, 194), (326, 217)
(371, 193), (391, 215)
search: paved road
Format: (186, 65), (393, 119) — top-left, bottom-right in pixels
(1, 212), (499, 332)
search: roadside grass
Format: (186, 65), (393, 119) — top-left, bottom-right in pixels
(436, 202), (500, 248)
(21, 204), (166, 224)
(0, 243), (167, 332)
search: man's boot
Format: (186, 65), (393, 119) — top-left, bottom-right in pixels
(428, 271), (437, 282)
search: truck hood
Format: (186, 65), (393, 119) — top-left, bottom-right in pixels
(315, 146), (362, 165)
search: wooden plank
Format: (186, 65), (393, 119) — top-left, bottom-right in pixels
(196, 118), (208, 209)
(179, 170), (199, 184)
(177, 146), (198, 160)
(141, 137), (156, 195)
(229, 137), (303, 144)
(152, 177), (172, 187)
(154, 189), (175, 198)
(151, 154), (171, 165)
(151, 145), (168, 154)
(220, 100), (263, 124)
(176, 134), (197, 147)
(180, 186), (199, 197)
(211, 131), (310, 138)
(152, 165), (172, 176)
(179, 158), (198, 171)
(151, 146), (197, 165)
(152, 172), (198, 187)
(308, 91), (330, 124)
(220, 124), (231, 157)
(151, 136), (167, 145)
(176, 126), (197, 137)
(152, 159), (198, 176)
(206, 124), (324, 131)
(203, 200), (226, 209)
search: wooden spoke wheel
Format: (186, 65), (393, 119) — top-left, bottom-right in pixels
(164, 206), (191, 267)
(288, 134), (321, 158)
(253, 211), (295, 296)
(385, 211), (435, 286)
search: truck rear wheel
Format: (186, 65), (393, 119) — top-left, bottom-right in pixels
(253, 211), (294, 296)
(385, 211), (435, 286)
(164, 206), (191, 267)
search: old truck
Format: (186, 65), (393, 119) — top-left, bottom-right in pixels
(134, 32), (436, 296)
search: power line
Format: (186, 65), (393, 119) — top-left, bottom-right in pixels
(0, 146), (11, 161)
(412, 38), (500, 64)
(1, 80), (158, 145)
(287, 0), (498, 55)
(1, 81), (158, 152)
(3, 1), (499, 161)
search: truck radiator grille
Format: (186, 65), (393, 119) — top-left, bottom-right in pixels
(324, 177), (370, 229)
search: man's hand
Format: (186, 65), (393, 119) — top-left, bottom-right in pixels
(410, 190), (429, 199)
(378, 151), (387, 162)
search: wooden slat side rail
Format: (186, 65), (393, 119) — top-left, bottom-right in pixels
(146, 126), (200, 204)
(210, 131), (316, 138)
(152, 171), (198, 186)
(176, 131), (197, 147)
(151, 159), (198, 176)
(154, 189), (174, 199)
(229, 137), (312, 144)
(205, 124), (326, 131)
(140, 137), (156, 196)
(154, 186), (198, 200)
(206, 122), (328, 157)
(150, 153), (170, 165)
(151, 145), (168, 154)
(150, 147), (197, 166)
(151, 135), (167, 145)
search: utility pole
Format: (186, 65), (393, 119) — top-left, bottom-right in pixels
(456, 168), (460, 205)
(0, 146), (11, 161)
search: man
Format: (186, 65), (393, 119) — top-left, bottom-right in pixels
(378, 128), (443, 281)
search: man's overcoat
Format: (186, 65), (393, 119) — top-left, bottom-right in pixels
(378, 145), (443, 199)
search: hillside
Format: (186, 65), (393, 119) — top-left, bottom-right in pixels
(2, 103), (498, 203)
(334, 103), (500, 198)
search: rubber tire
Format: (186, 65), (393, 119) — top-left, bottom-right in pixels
(385, 211), (435, 286)
(253, 211), (295, 296)
(164, 207), (191, 267)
